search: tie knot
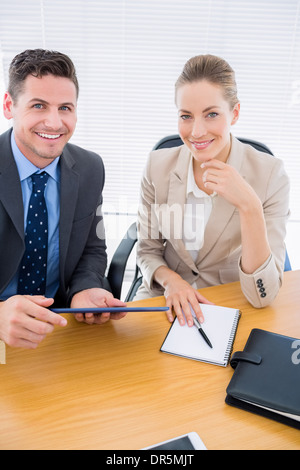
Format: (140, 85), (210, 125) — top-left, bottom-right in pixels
(31, 172), (49, 193)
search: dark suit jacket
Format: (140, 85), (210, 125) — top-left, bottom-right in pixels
(0, 129), (108, 306)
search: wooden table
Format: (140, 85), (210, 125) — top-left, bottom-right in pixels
(1, 270), (300, 450)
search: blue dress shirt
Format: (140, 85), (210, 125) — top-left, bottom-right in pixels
(0, 132), (60, 300)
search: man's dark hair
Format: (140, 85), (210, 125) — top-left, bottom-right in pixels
(8, 49), (79, 101)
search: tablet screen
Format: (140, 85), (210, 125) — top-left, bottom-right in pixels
(150, 435), (195, 450)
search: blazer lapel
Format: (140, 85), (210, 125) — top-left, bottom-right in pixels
(195, 135), (245, 265)
(59, 145), (80, 284)
(0, 129), (24, 240)
(157, 145), (199, 271)
(195, 194), (235, 264)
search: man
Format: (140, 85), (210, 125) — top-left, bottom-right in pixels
(0, 49), (126, 349)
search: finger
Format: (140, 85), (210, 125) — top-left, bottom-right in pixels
(24, 295), (54, 307)
(10, 337), (41, 350)
(180, 300), (195, 327)
(33, 307), (67, 328)
(6, 321), (50, 349)
(74, 312), (85, 322)
(4, 325), (43, 349)
(22, 296), (67, 327)
(91, 312), (111, 325)
(21, 327), (48, 345)
(23, 315), (55, 336)
(203, 170), (219, 184)
(165, 300), (174, 323)
(84, 312), (100, 324)
(186, 297), (204, 323)
(105, 297), (127, 308)
(172, 299), (186, 326)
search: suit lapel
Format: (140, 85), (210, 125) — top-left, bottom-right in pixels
(0, 129), (24, 239)
(195, 135), (245, 265)
(59, 145), (79, 283)
(195, 194), (235, 264)
(157, 145), (199, 271)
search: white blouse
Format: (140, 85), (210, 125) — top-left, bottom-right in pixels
(183, 158), (217, 262)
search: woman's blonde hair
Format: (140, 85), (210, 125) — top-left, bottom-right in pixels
(175, 54), (239, 109)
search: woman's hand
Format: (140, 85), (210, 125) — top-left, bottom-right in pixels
(154, 266), (213, 327)
(201, 159), (259, 211)
(201, 159), (271, 274)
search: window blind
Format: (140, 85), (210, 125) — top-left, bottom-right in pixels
(0, 0), (299, 231)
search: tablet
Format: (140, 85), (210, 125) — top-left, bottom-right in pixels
(142, 432), (207, 450)
(51, 307), (169, 313)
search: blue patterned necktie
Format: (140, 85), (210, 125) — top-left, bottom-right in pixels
(18, 172), (49, 295)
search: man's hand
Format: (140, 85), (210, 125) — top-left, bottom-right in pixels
(0, 295), (67, 349)
(71, 288), (127, 324)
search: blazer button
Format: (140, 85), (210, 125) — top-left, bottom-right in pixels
(259, 287), (265, 293)
(260, 292), (266, 298)
(256, 279), (263, 285)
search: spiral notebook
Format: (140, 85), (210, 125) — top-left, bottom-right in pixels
(160, 304), (241, 367)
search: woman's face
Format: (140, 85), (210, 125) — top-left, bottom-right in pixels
(176, 80), (240, 164)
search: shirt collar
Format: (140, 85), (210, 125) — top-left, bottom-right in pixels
(11, 131), (60, 182)
(186, 157), (216, 198)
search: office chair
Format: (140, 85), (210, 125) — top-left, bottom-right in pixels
(107, 135), (291, 301)
(106, 221), (141, 300)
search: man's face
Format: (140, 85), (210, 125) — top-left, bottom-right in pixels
(3, 73), (77, 168)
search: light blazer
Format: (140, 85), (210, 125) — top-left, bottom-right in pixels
(0, 129), (108, 306)
(136, 135), (290, 308)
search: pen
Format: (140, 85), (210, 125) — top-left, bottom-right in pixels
(193, 316), (213, 348)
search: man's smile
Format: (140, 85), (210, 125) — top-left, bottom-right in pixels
(36, 132), (62, 140)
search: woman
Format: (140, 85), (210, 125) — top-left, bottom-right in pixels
(135, 54), (290, 328)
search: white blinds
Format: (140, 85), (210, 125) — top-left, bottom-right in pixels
(0, 0), (299, 226)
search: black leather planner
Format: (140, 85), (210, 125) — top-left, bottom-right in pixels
(225, 328), (300, 429)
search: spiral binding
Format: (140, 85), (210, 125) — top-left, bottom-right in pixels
(223, 310), (241, 365)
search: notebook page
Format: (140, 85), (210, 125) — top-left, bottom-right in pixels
(242, 399), (300, 422)
(161, 304), (240, 366)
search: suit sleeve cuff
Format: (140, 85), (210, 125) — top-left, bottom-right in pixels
(238, 254), (281, 308)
